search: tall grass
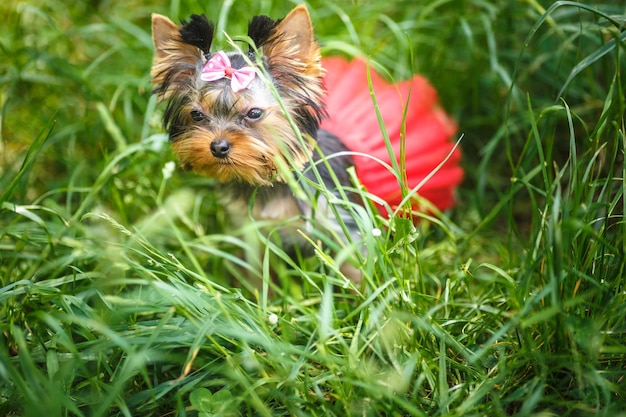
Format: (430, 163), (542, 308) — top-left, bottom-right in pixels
(1, 0), (625, 416)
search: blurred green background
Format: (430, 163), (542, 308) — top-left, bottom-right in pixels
(1, 1), (625, 416)
(2, 0), (597, 207)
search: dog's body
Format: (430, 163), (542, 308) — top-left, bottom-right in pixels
(218, 129), (359, 262)
(151, 6), (363, 283)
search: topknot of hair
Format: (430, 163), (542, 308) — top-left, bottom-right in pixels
(247, 15), (281, 51)
(179, 14), (215, 55)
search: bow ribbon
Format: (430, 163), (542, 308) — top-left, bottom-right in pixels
(201, 51), (256, 92)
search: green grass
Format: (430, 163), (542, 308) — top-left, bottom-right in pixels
(1, 0), (625, 416)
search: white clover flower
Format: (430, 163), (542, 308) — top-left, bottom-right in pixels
(268, 313), (279, 325)
(162, 161), (176, 180)
(371, 227), (382, 237)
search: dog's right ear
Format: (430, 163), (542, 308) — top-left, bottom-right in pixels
(151, 14), (213, 99)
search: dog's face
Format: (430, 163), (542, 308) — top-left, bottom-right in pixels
(151, 6), (326, 186)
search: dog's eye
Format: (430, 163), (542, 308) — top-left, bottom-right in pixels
(245, 108), (264, 121)
(190, 110), (205, 122)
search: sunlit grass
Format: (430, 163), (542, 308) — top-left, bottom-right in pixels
(1, 1), (625, 416)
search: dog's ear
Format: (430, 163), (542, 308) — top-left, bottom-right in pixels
(260, 5), (324, 82)
(253, 4), (325, 131)
(152, 14), (181, 61)
(151, 14), (212, 98)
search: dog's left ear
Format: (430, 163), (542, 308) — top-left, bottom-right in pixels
(151, 14), (214, 99)
(260, 5), (324, 82)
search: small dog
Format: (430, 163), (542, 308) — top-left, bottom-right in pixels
(151, 5), (363, 285)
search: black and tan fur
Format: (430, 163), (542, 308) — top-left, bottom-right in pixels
(151, 5), (361, 284)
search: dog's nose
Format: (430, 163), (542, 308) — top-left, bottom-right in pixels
(210, 139), (231, 158)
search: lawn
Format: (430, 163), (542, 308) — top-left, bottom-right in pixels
(1, 0), (625, 416)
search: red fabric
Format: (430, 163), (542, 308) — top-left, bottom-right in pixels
(320, 56), (463, 213)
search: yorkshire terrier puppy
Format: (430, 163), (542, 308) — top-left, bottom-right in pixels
(151, 5), (362, 285)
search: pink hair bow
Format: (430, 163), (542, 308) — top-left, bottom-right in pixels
(201, 51), (256, 92)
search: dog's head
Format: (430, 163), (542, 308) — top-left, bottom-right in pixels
(150, 5), (325, 186)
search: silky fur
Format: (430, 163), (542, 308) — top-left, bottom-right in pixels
(151, 5), (361, 284)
